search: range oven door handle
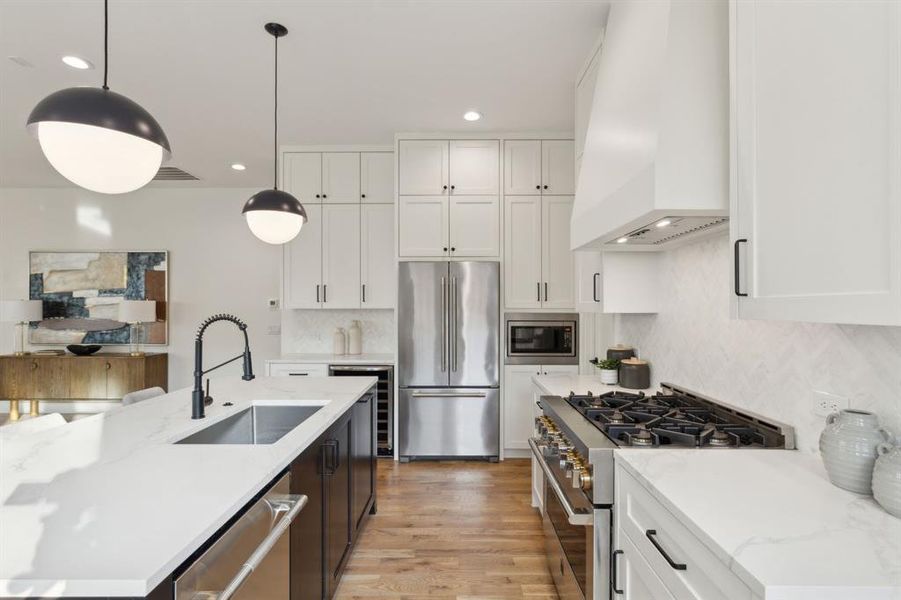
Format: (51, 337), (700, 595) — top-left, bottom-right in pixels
(528, 438), (593, 526)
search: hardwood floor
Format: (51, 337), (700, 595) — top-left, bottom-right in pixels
(335, 459), (558, 599)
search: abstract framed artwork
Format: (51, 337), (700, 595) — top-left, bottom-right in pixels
(28, 251), (168, 345)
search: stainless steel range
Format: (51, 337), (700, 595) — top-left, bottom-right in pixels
(529, 383), (795, 600)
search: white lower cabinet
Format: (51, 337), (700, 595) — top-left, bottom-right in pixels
(506, 365), (579, 452)
(322, 205), (361, 308)
(614, 462), (756, 600)
(361, 204), (395, 308)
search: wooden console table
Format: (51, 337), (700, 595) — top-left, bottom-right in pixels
(0, 353), (168, 421)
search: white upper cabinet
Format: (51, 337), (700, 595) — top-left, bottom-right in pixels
(449, 140), (499, 195)
(284, 204), (323, 309)
(398, 196), (449, 257)
(361, 204), (395, 308)
(360, 152), (394, 204)
(449, 196), (500, 257)
(541, 141), (575, 196)
(541, 196), (575, 309)
(504, 140), (542, 195)
(504, 196), (543, 308)
(575, 250), (604, 311)
(283, 153), (322, 203)
(321, 205), (361, 308)
(398, 140), (448, 195)
(321, 153), (360, 204)
(732, 0), (901, 326)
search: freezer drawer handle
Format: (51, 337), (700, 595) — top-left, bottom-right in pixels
(527, 438), (592, 526)
(410, 391), (487, 398)
(646, 529), (687, 570)
(214, 493), (308, 600)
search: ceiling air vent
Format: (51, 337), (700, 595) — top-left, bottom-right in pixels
(153, 166), (199, 181)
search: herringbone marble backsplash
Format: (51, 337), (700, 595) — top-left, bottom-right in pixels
(615, 233), (901, 455)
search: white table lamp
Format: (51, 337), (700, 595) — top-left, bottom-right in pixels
(1, 300), (42, 356)
(118, 300), (156, 356)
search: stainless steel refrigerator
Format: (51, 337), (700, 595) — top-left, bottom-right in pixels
(397, 261), (499, 461)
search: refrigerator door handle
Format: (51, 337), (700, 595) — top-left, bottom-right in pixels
(440, 276), (447, 372)
(451, 276), (458, 372)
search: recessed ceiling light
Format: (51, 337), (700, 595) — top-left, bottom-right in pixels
(463, 111), (482, 122)
(62, 55), (93, 70)
(656, 219), (672, 228)
(616, 237), (629, 244)
(231, 163), (247, 171)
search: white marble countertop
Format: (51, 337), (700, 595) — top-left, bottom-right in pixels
(532, 373), (655, 397)
(0, 375), (377, 598)
(267, 352), (395, 365)
(616, 449), (901, 599)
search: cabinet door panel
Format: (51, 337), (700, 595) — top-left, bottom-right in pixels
(398, 140), (448, 195)
(31, 358), (68, 399)
(290, 438), (324, 600)
(352, 392), (375, 531)
(360, 152), (394, 204)
(285, 205), (323, 309)
(575, 250), (604, 311)
(0, 358), (32, 400)
(541, 140), (575, 195)
(398, 196), (449, 257)
(361, 204), (395, 308)
(69, 358), (109, 399)
(733, 0), (901, 325)
(541, 196), (575, 309)
(322, 152), (360, 204)
(503, 365), (540, 451)
(449, 196), (499, 257)
(283, 153), (322, 202)
(615, 532), (676, 600)
(504, 140), (542, 196)
(322, 205), (361, 309)
(106, 358), (144, 399)
(449, 140), (499, 195)
(504, 196), (543, 309)
(326, 416), (353, 597)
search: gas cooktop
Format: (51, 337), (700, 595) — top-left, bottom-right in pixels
(565, 386), (789, 448)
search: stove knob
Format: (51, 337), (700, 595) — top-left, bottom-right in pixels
(571, 464), (584, 488)
(578, 467), (592, 492)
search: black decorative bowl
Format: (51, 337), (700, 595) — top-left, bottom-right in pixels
(67, 344), (102, 356)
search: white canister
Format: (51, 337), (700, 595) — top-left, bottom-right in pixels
(347, 320), (362, 355)
(873, 442), (901, 518)
(332, 327), (346, 356)
(599, 369), (619, 385)
(819, 409), (893, 494)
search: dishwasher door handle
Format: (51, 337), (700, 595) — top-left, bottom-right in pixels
(216, 494), (308, 600)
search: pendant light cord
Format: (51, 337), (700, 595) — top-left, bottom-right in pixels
(273, 33), (279, 189)
(102, 0), (109, 90)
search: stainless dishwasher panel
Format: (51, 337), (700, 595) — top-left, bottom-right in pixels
(398, 387), (499, 458)
(174, 473), (306, 600)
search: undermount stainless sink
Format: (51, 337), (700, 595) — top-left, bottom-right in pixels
(175, 402), (325, 445)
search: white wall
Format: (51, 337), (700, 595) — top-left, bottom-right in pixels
(0, 187), (283, 401)
(615, 233), (901, 455)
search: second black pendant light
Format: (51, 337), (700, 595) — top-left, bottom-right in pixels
(243, 23), (307, 245)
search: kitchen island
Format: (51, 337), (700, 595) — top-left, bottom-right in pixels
(0, 375), (377, 598)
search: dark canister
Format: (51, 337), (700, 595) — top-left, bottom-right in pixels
(619, 357), (650, 389)
(606, 344), (635, 361)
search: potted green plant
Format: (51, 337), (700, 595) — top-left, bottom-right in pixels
(590, 357), (621, 385)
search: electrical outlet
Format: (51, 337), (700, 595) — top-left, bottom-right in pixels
(268, 298), (280, 310)
(812, 390), (849, 417)
(267, 325), (281, 336)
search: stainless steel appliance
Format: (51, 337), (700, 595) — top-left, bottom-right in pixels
(398, 261), (499, 461)
(174, 472), (306, 599)
(505, 312), (578, 365)
(329, 364), (394, 457)
(531, 383), (795, 600)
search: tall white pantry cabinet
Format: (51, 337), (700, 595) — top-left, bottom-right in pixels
(731, 0), (901, 326)
(282, 149), (395, 310)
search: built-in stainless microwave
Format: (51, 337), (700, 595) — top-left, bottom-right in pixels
(505, 313), (579, 365)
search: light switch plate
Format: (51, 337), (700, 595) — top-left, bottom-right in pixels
(812, 390), (849, 417)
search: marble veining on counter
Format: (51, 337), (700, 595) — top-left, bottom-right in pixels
(532, 374), (654, 398)
(268, 352), (395, 365)
(616, 449), (901, 599)
(0, 375), (376, 598)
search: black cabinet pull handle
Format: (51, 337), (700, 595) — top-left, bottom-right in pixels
(612, 549), (624, 594)
(734, 238), (748, 297)
(322, 439), (339, 474)
(362, 284), (366, 303)
(592, 272), (600, 302)
(537, 282), (541, 302)
(323, 284), (327, 303)
(316, 284), (320, 303)
(544, 282), (548, 302)
(646, 530), (686, 570)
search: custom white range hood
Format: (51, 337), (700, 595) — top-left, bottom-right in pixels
(571, 0), (729, 251)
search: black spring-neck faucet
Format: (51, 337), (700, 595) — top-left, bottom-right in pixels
(192, 314), (254, 419)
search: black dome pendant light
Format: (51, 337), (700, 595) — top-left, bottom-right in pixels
(242, 23), (306, 245)
(26, 0), (170, 195)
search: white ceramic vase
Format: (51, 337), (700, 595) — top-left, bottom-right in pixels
(819, 409), (893, 494)
(347, 320), (362, 355)
(332, 327), (346, 356)
(599, 369), (618, 385)
(873, 442), (901, 518)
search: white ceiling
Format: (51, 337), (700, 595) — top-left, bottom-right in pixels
(0, 0), (608, 188)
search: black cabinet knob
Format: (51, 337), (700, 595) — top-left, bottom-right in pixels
(535, 185), (540, 190)
(451, 247), (456, 252)
(315, 194), (320, 198)
(450, 185), (455, 190)
(543, 185), (548, 189)
(322, 194), (328, 198)
(443, 185), (448, 190)
(443, 247), (448, 251)
(361, 194), (366, 198)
